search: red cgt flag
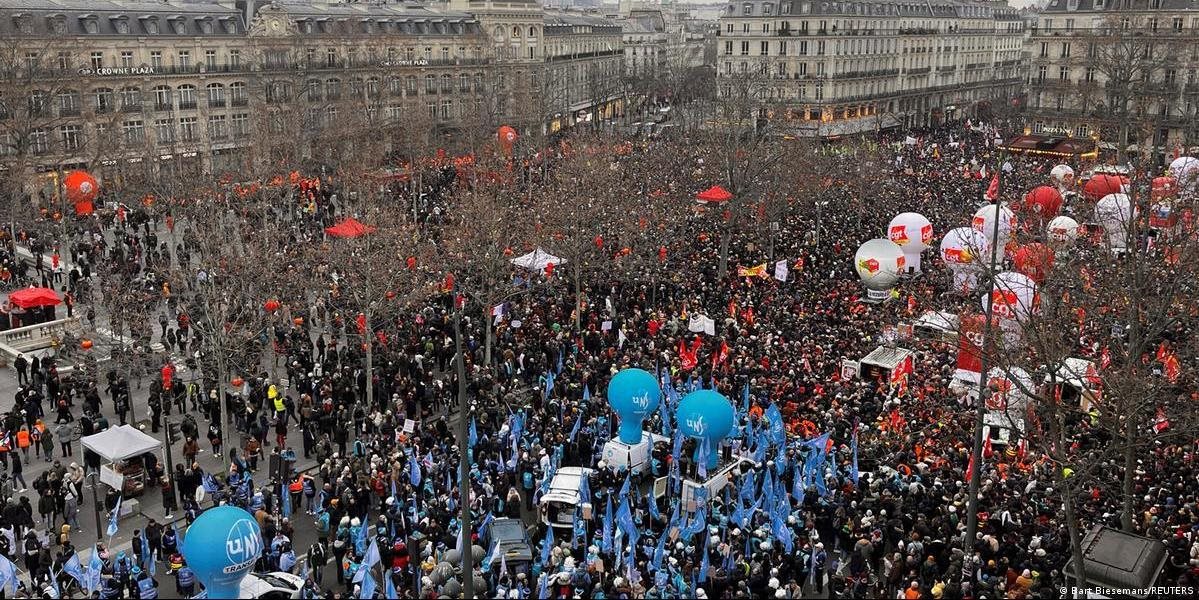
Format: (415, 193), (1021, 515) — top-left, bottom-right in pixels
(985, 174), (1000, 201)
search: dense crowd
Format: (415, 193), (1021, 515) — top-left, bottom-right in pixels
(0, 119), (1195, 600)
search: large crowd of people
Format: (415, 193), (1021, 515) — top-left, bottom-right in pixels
(0, 118), (1195, 600)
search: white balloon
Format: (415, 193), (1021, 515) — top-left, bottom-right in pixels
(971, 204), (1016, 251)
(939, 227), (987, 270)
(1095, 193), (1137, 249)
(888, 212), (933, 272)
(1050, 164), (1074, 186)
(853, 239), (904, 292)
(986, 367), (1034, 411)
(986, 271), (1038, 323)
(1046, 216), (1081, 243)
(1170, 156), (1199, 191)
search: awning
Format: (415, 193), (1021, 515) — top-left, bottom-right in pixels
(695, 185), (732, 203)
(81, 425), (162, 463)
(7, 287), (62, 309)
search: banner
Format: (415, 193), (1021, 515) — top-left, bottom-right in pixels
(737, 264), (768, 278)
(840, 359), (859, 381)
(773, 260), (789, 282)
(956, 314), (986, 375)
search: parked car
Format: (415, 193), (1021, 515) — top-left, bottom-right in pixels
(484, 517), (533, 574)
(240, 571), (305, 599)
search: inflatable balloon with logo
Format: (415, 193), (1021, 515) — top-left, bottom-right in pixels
(853, 239), (904, 302)
(676, 390), (735, 470)
(1046, 216), (1080, 245)
(887, 212), (932, 274)
(1050, 164), (1074, 188)
(607, 368), (661, 444)
(181, 505), (263, 598)
(940, 227), (987, 293)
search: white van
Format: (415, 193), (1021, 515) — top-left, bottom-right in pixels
(539, 466), (594, 531)
(655, 456), (756, 514)
(601, 432), (669, 475)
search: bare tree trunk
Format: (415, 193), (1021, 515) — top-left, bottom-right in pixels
(453, 309), (474, 599)
(483, 304), (493, 367)
(364, 312), (373, 411)
(1120, 425), (1136, 531)
(717, 226), (731, 280)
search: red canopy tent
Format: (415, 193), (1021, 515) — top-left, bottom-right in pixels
(8, 287), (62, 309)
(695, 186), (733, 204)
(324, 217), (377, 239)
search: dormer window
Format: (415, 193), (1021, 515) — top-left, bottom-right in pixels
(13, 13), (33, 34)
(80, 15), (99, 34)
(169, 17), (186, 35)
(47, 14), (67, 35)
(112, 16), (130, 35)
(318, 19), (332, 34)
(219, 17), (236, 34)
(197, 17), (213, 35)
(141, 16), (159, 35)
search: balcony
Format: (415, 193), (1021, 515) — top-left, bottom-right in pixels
(207, 98), (227, 108)
(907, 67), (931, 75)
(230, 97), (248, 107)
(178, 101), (197, 110)
(58, 107), (81, 117)
(154, 103), (172, 112)
(120, 103), (142, 113)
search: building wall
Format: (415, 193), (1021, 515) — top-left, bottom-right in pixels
(1022, 0), (1199, 156)
(716, 0), (1025, 133)
(0, 0), (487, 182)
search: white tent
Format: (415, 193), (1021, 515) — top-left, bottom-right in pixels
(512, 248), (565, 271)
(81, 425), (162, 462)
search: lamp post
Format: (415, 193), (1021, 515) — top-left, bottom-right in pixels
(89, 471), (103, 542)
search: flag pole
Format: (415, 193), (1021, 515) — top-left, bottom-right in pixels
(962, 156), (1005, 584)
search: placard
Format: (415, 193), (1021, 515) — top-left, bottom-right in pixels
(840, 359), (860, 381)
(99, 464), (125, 491)
(403, 419), (416, 434)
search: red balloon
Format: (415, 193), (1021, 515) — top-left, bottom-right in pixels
(658, 246), (667, 262)
(263, 299), (281, 313)
(1082, 174), (1126, 201)
(1013, 243), (1055, 283)
(497, 126), (518, 154)
(1152, 176), (1177, 199)
(406, 256), (417, 270)
(1023, 186), (1063, 218)
(544, 262), (555, 278)
(594, 235), (604, 249)
(64, 170), (99, 203)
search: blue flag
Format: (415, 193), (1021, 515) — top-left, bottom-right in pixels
(363, 538), (381, 570)
(646, 491), (660, 521)
(201, 472), (219, 494)
(583, 384), (591, 403)
(792, 466), (804, 503)
(601, 497), (614, 553)
(0, 554), (17, 595)
(63, 554), (86, 591)
(700, 527), (711, 581)
(408, 452), (422, 486)
(539, 525), (555, 566)
(358, 570), (376, 599)
(384, 572), (398, 600)
(651, 530), (667, 572)
(86, 545), (102, 593)
(556, 350), (564, 375)
(569, 414), (581, 443)
(765, 404), (786, 446)
(697, 438), (710, 480)
(537, 573), (549, 600)
(107, 495), (123, 538)
(619, 472), (631, 499)
(142, 531), (156, 575)
(469, 417), (478, 448)
(543, 371), (555, 400)
(356, 520), (369, 555)
(616, 497), (637, 544)
(282, 480), (292, 518)
(579, 474), (591, 506)
(850, 428), (860, 486)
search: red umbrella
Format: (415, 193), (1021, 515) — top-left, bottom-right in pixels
(695, 186), (733, 204)
(8, 287), (62, 309)
(324, 217), (377, 239)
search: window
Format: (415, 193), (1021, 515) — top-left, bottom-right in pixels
(1150, 18), (1158, 33)
(348, 47), (359, 66)
(207, 115), (227, 140)
(60, 125), (81, 151)
(57, 91), (80, 116)
(1165, 69), (1177, 84)
(150, 51), (163, 68)
(178, 85), (196, 109)
(1060, 43), (1070, 58)
(153, 86), (172, 110)
(179, 117), (198, 141)
(441, 47), (450, 62)
(1074, 125), (1088, 138)
(425, 74), (436, 93)
(231, 113), (248, 136)
(740, 41), (749, 55)
(155, 119), (174, 144)
(56, 52), (70, 71)
(1085, 67), (1096, 82)
(205, 49), (217, 69)
(725, 41), (733, 55)
(120, 51), (134, 67)
(326, 48), (337, 67)
(761, 41), (769, 55)
(406, 76), (417, 95)
(1087, 42), (1097, 58)
(1172, 18), (1183, 33)
(743, 3), (752, 15)
(1037, 65), (1047, 82)
(458, 73), (470, 92)
(93, 88), (114, 113)
(440, 99), (451, 119)
(1039, 42), (1048, 58)
(177, 51), (190, 69)
(229, 49), (240, 69)
(1065, 19), (1074, 32)
(366, 77), (380, 98)
(427, 101), (436, 118)
(230, 82), (247, 105)
(325, 79), (341, 100)
(206, 83), (225, 107)
(306, 79), (321, 101)
(424, 47), (433, 60)
(1059, 66), (1069, 81)
(440, 74), (452, 93)
(305, 108), (322, 130)
(90, 52), (103, 69)
(122, 120), (144, 145)
(119, 87), (141, 111)
(29, 129), (49, 154)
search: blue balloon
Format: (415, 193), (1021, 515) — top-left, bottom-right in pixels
(181, 505), (262, 598)
(606, 368), (661, 444)
(676, 390), (735, 469)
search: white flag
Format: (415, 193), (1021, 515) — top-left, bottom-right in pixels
(774, 260), (789, 282)
(617, 329), (627, 349)
(492, 303), (506, 316)
(688, 315), (706, 333)
(702, 316), (716, 336)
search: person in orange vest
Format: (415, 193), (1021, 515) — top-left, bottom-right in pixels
(16, 426), (31, 461)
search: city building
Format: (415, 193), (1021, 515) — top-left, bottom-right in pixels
(542, 8), (625, 131)
(715, 0), (1026, 135)
(1022, 0), (1199, 163)
(0, 0), (488, 186)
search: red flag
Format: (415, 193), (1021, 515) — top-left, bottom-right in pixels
(1164, 353), (1181, 383)
(985, 174), (1000, 201)
(356, 313), (367, 335)
(1157, 341), (1170, 363)
(983, 435), (994, 460)
(965, 452), (976, 482)
(442, 273), (455, 292)
(1100, 347), (1112, 370)
(1153, 406), (1170, 433)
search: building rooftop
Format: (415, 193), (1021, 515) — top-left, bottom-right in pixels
(719, 0), (1019, 19)
(1041, 0), (1199, 12)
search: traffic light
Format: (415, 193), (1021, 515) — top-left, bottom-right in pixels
(167, 421), (181, 445)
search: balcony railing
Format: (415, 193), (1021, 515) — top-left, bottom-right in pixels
(120, 103), (142, 113)
(207, 98), (227, 108)
(178, 101), (197, 110)
(58, 107), (81, 117)
(154, 103), (172, 112)
(230, 97), (248, 107)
